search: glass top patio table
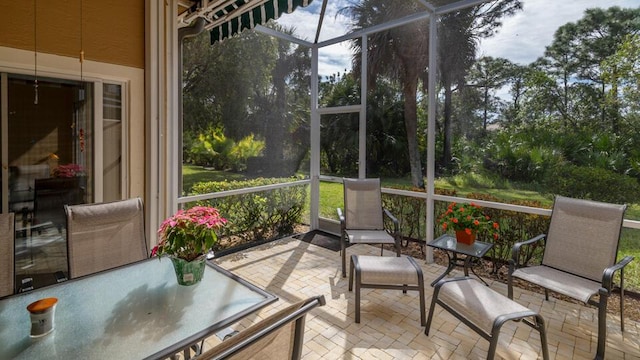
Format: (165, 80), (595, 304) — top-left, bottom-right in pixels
(0, 258), (277, 359)
(427, 234), (493, 286)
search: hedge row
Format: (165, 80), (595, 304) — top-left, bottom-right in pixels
(382, 190), (550, 272)
(190, 178), (307, 248)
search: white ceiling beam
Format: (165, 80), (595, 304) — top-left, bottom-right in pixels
(318, 10), (430, 48)
(435, 0), (491, 15)
(255, 24), (313, 47)
(314, 0), (329, 44)
(415, 0), (436, 12)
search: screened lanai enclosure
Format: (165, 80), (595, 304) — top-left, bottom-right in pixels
(175, 0), (640, 291)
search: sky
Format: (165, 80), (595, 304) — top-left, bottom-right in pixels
(276, 0), (640, 78)
(478, 0), (640, 64)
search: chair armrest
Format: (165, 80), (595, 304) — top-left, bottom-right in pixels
(602, 255), (634, 291)
(337, 208), (345, 231)
(509, 234), (546, 269)
(383, 208), (400, 236)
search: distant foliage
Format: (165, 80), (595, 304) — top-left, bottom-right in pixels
(544, 165), (640, 204)
(191, 178), (307, 245)
(483, 131), (562, 183)
(185, 127), (265, 171)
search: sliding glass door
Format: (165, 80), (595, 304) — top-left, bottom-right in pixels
(1, 74), (93, 290)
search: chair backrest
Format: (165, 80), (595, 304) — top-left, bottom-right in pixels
(198, 295), (325, 360)
(0, 213), (15, 297)
(66, 198), (147, 278)
(542, 195), (626, 282)
(343, 178), (384, 230)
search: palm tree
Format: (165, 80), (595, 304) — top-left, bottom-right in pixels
(343, 0), (428, 187)
(437, 0), (522, 170)
(343, 0), (521, 182)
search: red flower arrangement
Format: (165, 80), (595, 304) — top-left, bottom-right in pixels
(439, 202), (499, 240)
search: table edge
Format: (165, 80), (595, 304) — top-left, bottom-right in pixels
(145, 261), (278, 359)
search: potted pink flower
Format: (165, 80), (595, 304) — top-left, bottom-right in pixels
(152, 206), (226, 285)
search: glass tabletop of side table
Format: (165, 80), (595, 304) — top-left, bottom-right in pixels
(427, 234), (493, 286)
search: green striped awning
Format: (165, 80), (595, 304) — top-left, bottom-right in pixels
(210, 0), (313, 44)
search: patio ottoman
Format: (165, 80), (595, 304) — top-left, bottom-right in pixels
(348, 255), (425, 325)
(425, 277), (549, 360)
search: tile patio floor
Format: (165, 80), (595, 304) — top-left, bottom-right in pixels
(202, 237), (640, 359)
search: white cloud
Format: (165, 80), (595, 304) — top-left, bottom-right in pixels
(318, 43), (353, 79)
(478, 0), (640, 64)
(276, 1), (354, 77)
(276, 0), (640, 78)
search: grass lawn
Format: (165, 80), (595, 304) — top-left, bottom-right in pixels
(182, 165), (640, 290)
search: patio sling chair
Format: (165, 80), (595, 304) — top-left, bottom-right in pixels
(508, 195), (633, 360)
(196, 295), (326, 360)
(65, 197), (147, 278)
(337, 178), (401, 277)
(0, 213), (15, 297)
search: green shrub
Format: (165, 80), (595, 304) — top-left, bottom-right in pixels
(544, 165), (640, 204)
(484, 132), (563, 183)
(381, 190), (549, 272)
(382, 188), (456, 244)
(187, 127), (265, 171)
(190, 177), (307, 246)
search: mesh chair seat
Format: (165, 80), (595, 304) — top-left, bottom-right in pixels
(426, 278), (549, 360)
(438, 278), (541, 335)
(354, 255), (421, 285)
(345, 229), (395, 244)
(512, 266), (601, 303)
(349, 255), (426, 325)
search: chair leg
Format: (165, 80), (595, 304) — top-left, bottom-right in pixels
(418, 272), (426, 326)
(620, 270), (625, 332)
(348, 256), (354, 292)
(380, 244), (384, 256)
(424, 284), (441, 336)
(535, 314), (550, 360)
(355, 264), (361, 323)
(341, 235), (347, 278)
(596, 294), (609, 360)
(487, 324), (502, 360)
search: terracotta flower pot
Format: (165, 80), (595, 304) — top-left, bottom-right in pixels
(455, 230), (476, 245)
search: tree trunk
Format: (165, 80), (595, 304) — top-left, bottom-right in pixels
(609, 65), (620, 134)
(442, 84), (453, 170)
(483, 86), (489, 131)
(403, 81), (424, 188)
(264, 45), (288, 174)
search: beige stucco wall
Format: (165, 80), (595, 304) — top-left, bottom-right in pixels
(0, 0), (144, 69)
